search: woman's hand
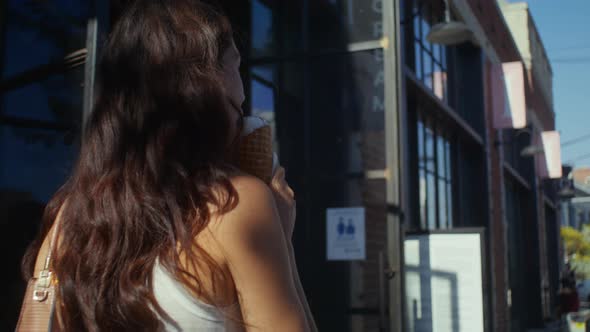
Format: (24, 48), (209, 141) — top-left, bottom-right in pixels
(270, 167), (296, 241)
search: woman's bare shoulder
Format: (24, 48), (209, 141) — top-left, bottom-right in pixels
(203, 174), (282, 254)
(229, 174), (274, 202)
(208, 174), (277, 231)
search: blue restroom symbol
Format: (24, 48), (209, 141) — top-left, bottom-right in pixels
(337, 217), (346, 237)
(337, 217), (355, 240)
(346, 219), (355, 235)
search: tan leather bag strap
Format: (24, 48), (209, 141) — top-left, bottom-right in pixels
(38, 206), (65, 278)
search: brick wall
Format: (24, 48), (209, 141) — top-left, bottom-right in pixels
(467, 1), (527, 330)
(467, 0), (561, 327)
(466, 0), (521, 62)
(348, 130), (388, 332)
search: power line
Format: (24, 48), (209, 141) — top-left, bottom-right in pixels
(552, 57), (590, 64)
(566, 152), (590, 164)
(553, 61), (590, 65)
(562, 133), (590, 148)
(550, 45), (590, 52)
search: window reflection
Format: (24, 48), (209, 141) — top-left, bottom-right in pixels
(408, 0), (448, 102)
(309, 0), (384, 51)
(251, 0), (276, 57)
(252, 66), (275, 83)
(0, 125), (77, 202)
(446, 140), (452, 225)
(427, 171), (436, 229)
(2, 67), (84, 126)
(0, 0), (89, 207)
(420, 15), (429, 41)
(417, 117), (453, 229)
(414, 41), (423, 80)
(2, 0), (90, 78)
(251, 66), (278, 153)
(425, 126), (434, 172)
(438, 178), (447, 228)
(251, 79), (275, 121)
(308, 50), (385, 173)
(419, 168), (426, 229)
(437, 132), (445, 177)
(418, 120), (424, 167)
(423, 54), (433, 90)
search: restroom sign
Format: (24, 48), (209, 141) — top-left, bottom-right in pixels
(326, 207), (366, 261)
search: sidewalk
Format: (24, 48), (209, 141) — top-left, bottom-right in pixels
(527, 320), (565, 332)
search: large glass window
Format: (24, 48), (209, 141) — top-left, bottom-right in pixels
(417, 115), (453, 229)
(248, 1), (390, 330)
(502, 129), (533, 176)
(309, 0), (384, 51)
(505, 178), (526, 332)
(0, 2), (90, 204)
(250, 64), (278, 152)
(251, 0), (277, 58)
(249, 0), (304, 158)
(0, 125), (77, 201)
(309, 49), (385, 174)
(409, 0), (448, 102)
(1, 2), (97, 330)
(250, 0), (304, 58)
(2, 0), (91, 78)
(0, 67), (83, 202)
(2, 68), (84, 127)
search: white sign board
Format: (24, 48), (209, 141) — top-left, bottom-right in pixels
(491, 61), (527, 129)
(326, 207), (366, 261)
(405, 231), (485, 332)
(536, 131), (563, 179)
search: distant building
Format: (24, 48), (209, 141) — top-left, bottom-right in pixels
(562, 167), (590, 230)
(573, 167), (590, 188)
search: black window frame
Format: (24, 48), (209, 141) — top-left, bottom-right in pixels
(416, 111), (454, 230)
(407, 0), (448, 103)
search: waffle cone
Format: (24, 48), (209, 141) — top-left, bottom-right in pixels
(238, 125), (273, 184)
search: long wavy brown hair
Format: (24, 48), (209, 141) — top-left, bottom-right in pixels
(22, 1), (243, 330)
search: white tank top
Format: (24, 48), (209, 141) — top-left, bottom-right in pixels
(152, 261), (242, 331)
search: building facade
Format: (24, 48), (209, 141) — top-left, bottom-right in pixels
(1, 1), (561, 331)
(562, 167), (590, 230)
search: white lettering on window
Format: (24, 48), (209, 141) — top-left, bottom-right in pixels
(373, 95), (385, 112)
(372, 0), (383, 14)
(373, 21), (383, 38)
(374, 49), (384, 62)
(374, 69), (384, 87)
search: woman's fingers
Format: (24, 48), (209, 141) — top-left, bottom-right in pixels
(271, 167), (285, 189)
(286, 185), (295, 200)
(270, 166), (295, 203)
(269, 166), (297, 239)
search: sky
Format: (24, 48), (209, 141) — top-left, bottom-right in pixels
(509, 0), (590, 168)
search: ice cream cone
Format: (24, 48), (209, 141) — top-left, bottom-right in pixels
(238, 120), (274, 184)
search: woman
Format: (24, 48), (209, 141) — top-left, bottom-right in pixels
(22, 1), (317, 331)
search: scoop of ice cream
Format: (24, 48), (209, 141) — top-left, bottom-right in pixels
(242, 116), (268, 136)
